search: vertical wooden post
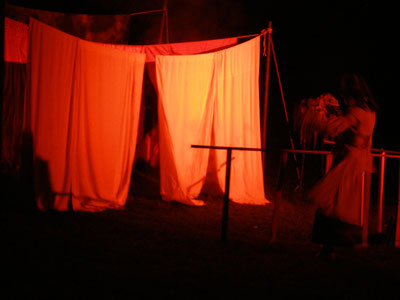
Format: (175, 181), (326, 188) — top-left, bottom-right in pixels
(395, 162), (400, 248)
(325, 153), (333, 174)
(262, 21), (272, 167)
(377, 152), (385, 233)
(164, 1), (169, 43)
(158, 0), (168, 44)
(271, 151), (287, 243)
(362, 172), (371, 247)
(271, 40), (301, 182)
(221, 148), (232, 243)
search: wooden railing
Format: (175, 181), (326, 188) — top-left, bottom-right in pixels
(192, 144), (400, 248)
(191, 145), (269, 242)
(276, 148), (400, 248)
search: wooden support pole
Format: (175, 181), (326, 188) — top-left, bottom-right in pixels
(325, 153), (333, 174)
(377, 152), (385, 233)
(158, 12), (165, 43)
(164, 1), (169, 43)
(158, 0), (168, 44)
(262, 21), (272, 167)
(271, 40), (301, 182)
(221, 148), (233, 243)
(395, 163), (400, 248)
(361, 172), (371, 247)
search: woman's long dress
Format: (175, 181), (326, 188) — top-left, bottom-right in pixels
(309, 106), (376, 246)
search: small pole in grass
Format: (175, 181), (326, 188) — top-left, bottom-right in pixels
(221, 148), (232, 243)
(377, 152), (385, 233)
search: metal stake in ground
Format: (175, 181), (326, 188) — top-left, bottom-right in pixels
(221, 148), (232, 243)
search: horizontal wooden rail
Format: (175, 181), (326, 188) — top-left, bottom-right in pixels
(372, 148), (400, 155)
(281, 148), (400, 158)
(276, 147), (400, 248)
(192, 144), (400, 247)
(191, 144), (269, 242)
(192, 145), (259, 242)
(192, 145), (268, 152)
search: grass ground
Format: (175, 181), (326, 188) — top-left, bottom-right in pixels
(3, 165), (400, 299)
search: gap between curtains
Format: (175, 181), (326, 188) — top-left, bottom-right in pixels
(22, 18), (267, 210)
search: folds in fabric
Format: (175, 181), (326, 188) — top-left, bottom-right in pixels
(105, 37), (239, 167)
(28, 18), (79, 211)
(157, 53), (216, 205)
(214, 36), (266, 204)
(27, 18), (145, 211)
(72, 39), (145, 211)
(106, 37), (239, 63)
(105, 37), (238, 89)
(156, 36), (267, 205)
(24, 17), (266, 209)
(5, 15), (239, 172)
(4, 17), (29, 63)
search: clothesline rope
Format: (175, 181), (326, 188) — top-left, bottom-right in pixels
(129, 9), (164, 16)
(261, 27), (273, 56)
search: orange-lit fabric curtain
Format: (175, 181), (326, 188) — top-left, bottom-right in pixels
(214, 36), (266, 204)
(28, 18), (78, 211)
(71, 39), (145, 211)
(107, 37), (238, 60)
(106, 37), (238, 88)
(157, 53), (216, 205)
(156, 37), (267, 205)
(27, 19), (145, 211)
(4, 17), (28, 63)
(106, 38), (239, 169)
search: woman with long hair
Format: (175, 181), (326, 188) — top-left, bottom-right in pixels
(309, 73), (378, 259)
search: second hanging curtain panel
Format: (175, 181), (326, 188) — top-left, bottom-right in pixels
(156, 36), (267, 205)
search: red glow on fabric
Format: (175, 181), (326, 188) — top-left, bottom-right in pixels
(28, 19), (145, 211)
(4, 17), (28, 63)
(17, 17), (267, 211)
(156, 37), (267, 205)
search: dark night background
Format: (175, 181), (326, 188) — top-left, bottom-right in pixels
(3, 0), (397, 150)
(3, 2), (400, 298)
